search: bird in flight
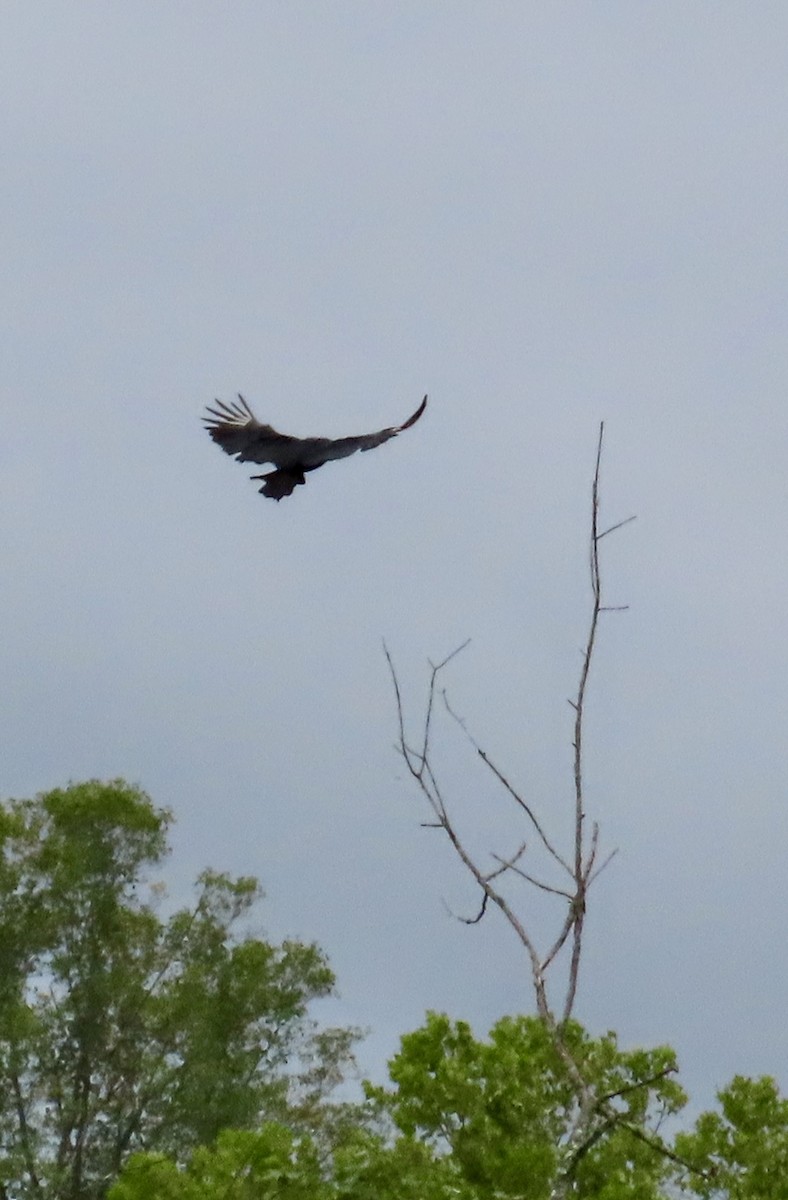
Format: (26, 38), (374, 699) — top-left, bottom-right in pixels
(203, 394), (428, 500)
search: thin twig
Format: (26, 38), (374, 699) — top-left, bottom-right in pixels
(587, 848), (618, 886)
(596, 1065), (677, 1107)
(485, 843), (528, 881)
(452, 892), (489, 925)
(598, 514), (637, 540)
(443, 693), (573, 876)
(489, 855), (573, 900)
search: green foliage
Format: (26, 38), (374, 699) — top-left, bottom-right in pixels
(106, 1007), (788, 1200)
(676, 1075), (788, 1199)
(366, 1012), (686, 1199)
(109, 1126), (328, 1200)
(0, 780), (358, 1200)
(331, 1128), (476, 1200)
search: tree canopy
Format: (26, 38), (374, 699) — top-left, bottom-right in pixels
(109, 1014), (788, 1200)
(0, 780), (357, 1200)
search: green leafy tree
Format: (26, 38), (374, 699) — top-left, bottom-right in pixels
(365, 1012), (686, 1200)
(0, 780), (357, 1200)
(675, 1075), (788, 1199)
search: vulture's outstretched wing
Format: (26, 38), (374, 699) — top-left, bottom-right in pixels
(203, 394), (427, 500)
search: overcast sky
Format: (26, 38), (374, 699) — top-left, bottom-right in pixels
(3, 2), (788, 1115)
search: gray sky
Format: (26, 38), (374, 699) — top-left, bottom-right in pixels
(3, 2), (788, 1114)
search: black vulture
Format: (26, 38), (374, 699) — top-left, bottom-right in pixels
(203, 394), (427, 500)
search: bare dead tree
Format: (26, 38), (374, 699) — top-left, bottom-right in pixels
(385, 425), (705, 1194)
(385, 424), (629, 1030)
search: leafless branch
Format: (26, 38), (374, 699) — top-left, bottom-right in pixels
(452, 892), (489, 925)
(422, 642), (471, 768)
(562, 422), (635, 1025)
(443, 693), (573, 876)
(587, 848), (619, 886)
(489, 854), (573, 900)
(597, 1065), (676, 1108)
(598, 514), (637, 540)
(386, 423), (650, 1196)
(485, 842), (528, 881)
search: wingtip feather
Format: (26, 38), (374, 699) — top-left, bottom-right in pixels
(203, 395), (259, 429)
(397, 394), (428, 431)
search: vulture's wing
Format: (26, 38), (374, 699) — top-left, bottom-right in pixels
(203, 394), (427, 500)
(310, 394), (428, 465)
(202, 396), (301, 466)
